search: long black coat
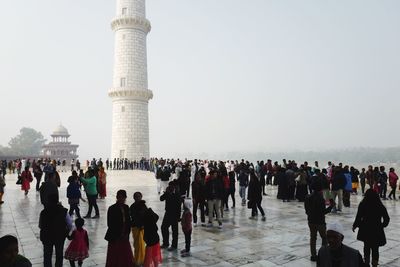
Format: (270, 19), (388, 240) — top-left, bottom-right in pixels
(247, 177), (262, 202)
(353, 200), (390, 246)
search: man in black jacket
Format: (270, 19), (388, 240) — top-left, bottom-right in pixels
(206, 170), (224, 228)
(160, 181), (181, 251)
(331, 166), (345, 212)
(305, 182), (334, 262)
(39, 194), (72, 267)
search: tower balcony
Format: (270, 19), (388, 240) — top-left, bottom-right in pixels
(108, 88), (153, 102)
(111, 15), (151, 33)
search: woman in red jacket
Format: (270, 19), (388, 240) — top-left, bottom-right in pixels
(20, 166), (33, 195)
(388, 168), (398, 200)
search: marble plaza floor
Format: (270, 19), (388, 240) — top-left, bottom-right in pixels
(1, 170), (400, 267)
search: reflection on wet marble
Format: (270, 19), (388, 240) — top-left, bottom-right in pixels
(1, 170), (399, 266)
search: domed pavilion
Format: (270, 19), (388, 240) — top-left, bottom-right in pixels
(42, 125), (79, 160)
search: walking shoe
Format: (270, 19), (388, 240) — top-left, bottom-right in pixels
(310, 255), (317, 262)
(218, 222), (223, 229)
(249, 216), (256, 220)
(92, 215), (100, 219)
(167, 246), (177, 252)
(181, 251), (191, 257)
(83, 215), (91, 219)
(160, 244), (169, 249)
(193, 222), (198, 227)
(201, 223), (207, 227)
(261, 216), (266, 221)
(207, 222), (213, 227)
(180, 249), (187, 254)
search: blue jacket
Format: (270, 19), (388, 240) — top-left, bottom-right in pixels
(344, 172), (353, 192)
(67, 181), (81, 199)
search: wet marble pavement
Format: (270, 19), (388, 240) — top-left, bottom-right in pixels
(1, 170), (399, 266)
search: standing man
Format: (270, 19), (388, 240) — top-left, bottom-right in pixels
(331, 166), (345, 213)
(238, 169), (249, 206)
(39, 194), (73, 267)
(304, 182), (334, 262)
(160, 181), (181, 251)
(205, 170), (224, 229)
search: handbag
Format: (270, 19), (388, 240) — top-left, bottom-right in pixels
(16, 176), (22, 185)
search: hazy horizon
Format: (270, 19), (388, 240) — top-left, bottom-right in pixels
(1, 0), (399, 160)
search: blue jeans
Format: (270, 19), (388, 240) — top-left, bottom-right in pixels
(239, 186), (247, 203)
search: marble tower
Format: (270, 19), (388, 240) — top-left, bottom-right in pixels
(109, 0), (153, 160)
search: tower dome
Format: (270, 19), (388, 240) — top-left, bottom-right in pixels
(52, 125), (69, 136)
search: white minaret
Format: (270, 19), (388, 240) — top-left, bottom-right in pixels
(109, 0), (153, 160)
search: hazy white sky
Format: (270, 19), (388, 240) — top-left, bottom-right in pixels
(0, 0), (399, 160)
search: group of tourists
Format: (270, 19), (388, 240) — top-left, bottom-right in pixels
(0, 158), (82, 175)
(152, 158), (395, 266)
(0, 157), (398, 267)
(103, 158), (153, 171)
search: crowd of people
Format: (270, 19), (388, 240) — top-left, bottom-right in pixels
(0, 157), (398, 267)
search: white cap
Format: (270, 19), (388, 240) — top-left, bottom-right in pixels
(326, 222), (344, 236)
(183, 198), (192, 209)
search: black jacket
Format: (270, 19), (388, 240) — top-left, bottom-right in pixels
(129, 200), (147, 228)
(332, 171), (346, 191)
(192, 180), (206, 203)
(353, 200), (390, 246)
(205, 177), (224, 200)
(105, 203), (131, 242)
(39, 204), (69, 243)
(143, 208), (160, 246)
(247, 177), (262, 202)
(160, 191), (181, 220)
(304, 192), (332, 225)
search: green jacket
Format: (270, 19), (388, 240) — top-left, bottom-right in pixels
(80, 176), (98, 196)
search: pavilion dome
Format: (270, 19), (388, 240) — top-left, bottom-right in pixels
(52, 125), (69, 136)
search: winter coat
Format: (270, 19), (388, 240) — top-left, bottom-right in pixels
(331, 171), (345, 191)
(353, 199), (390, 246)
(160, 191), (181, 220)
(389, 172), (398, 187)
(143, 208), (160, 246)
(129, 200), (147, 228)
(181, 209), (192, 234)
(192, 180), (206, 203)
(238, 173), (249, 187)
(39, 204), (69, 243)
(304, 192), (332, 225)
(205, 177), (225, 200)
(67, 181), (81, 200)
(247, 178), (262, 203)
(344, 172), (352, 192)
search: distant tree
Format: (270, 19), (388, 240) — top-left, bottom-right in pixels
(8, 127), (46, 156)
